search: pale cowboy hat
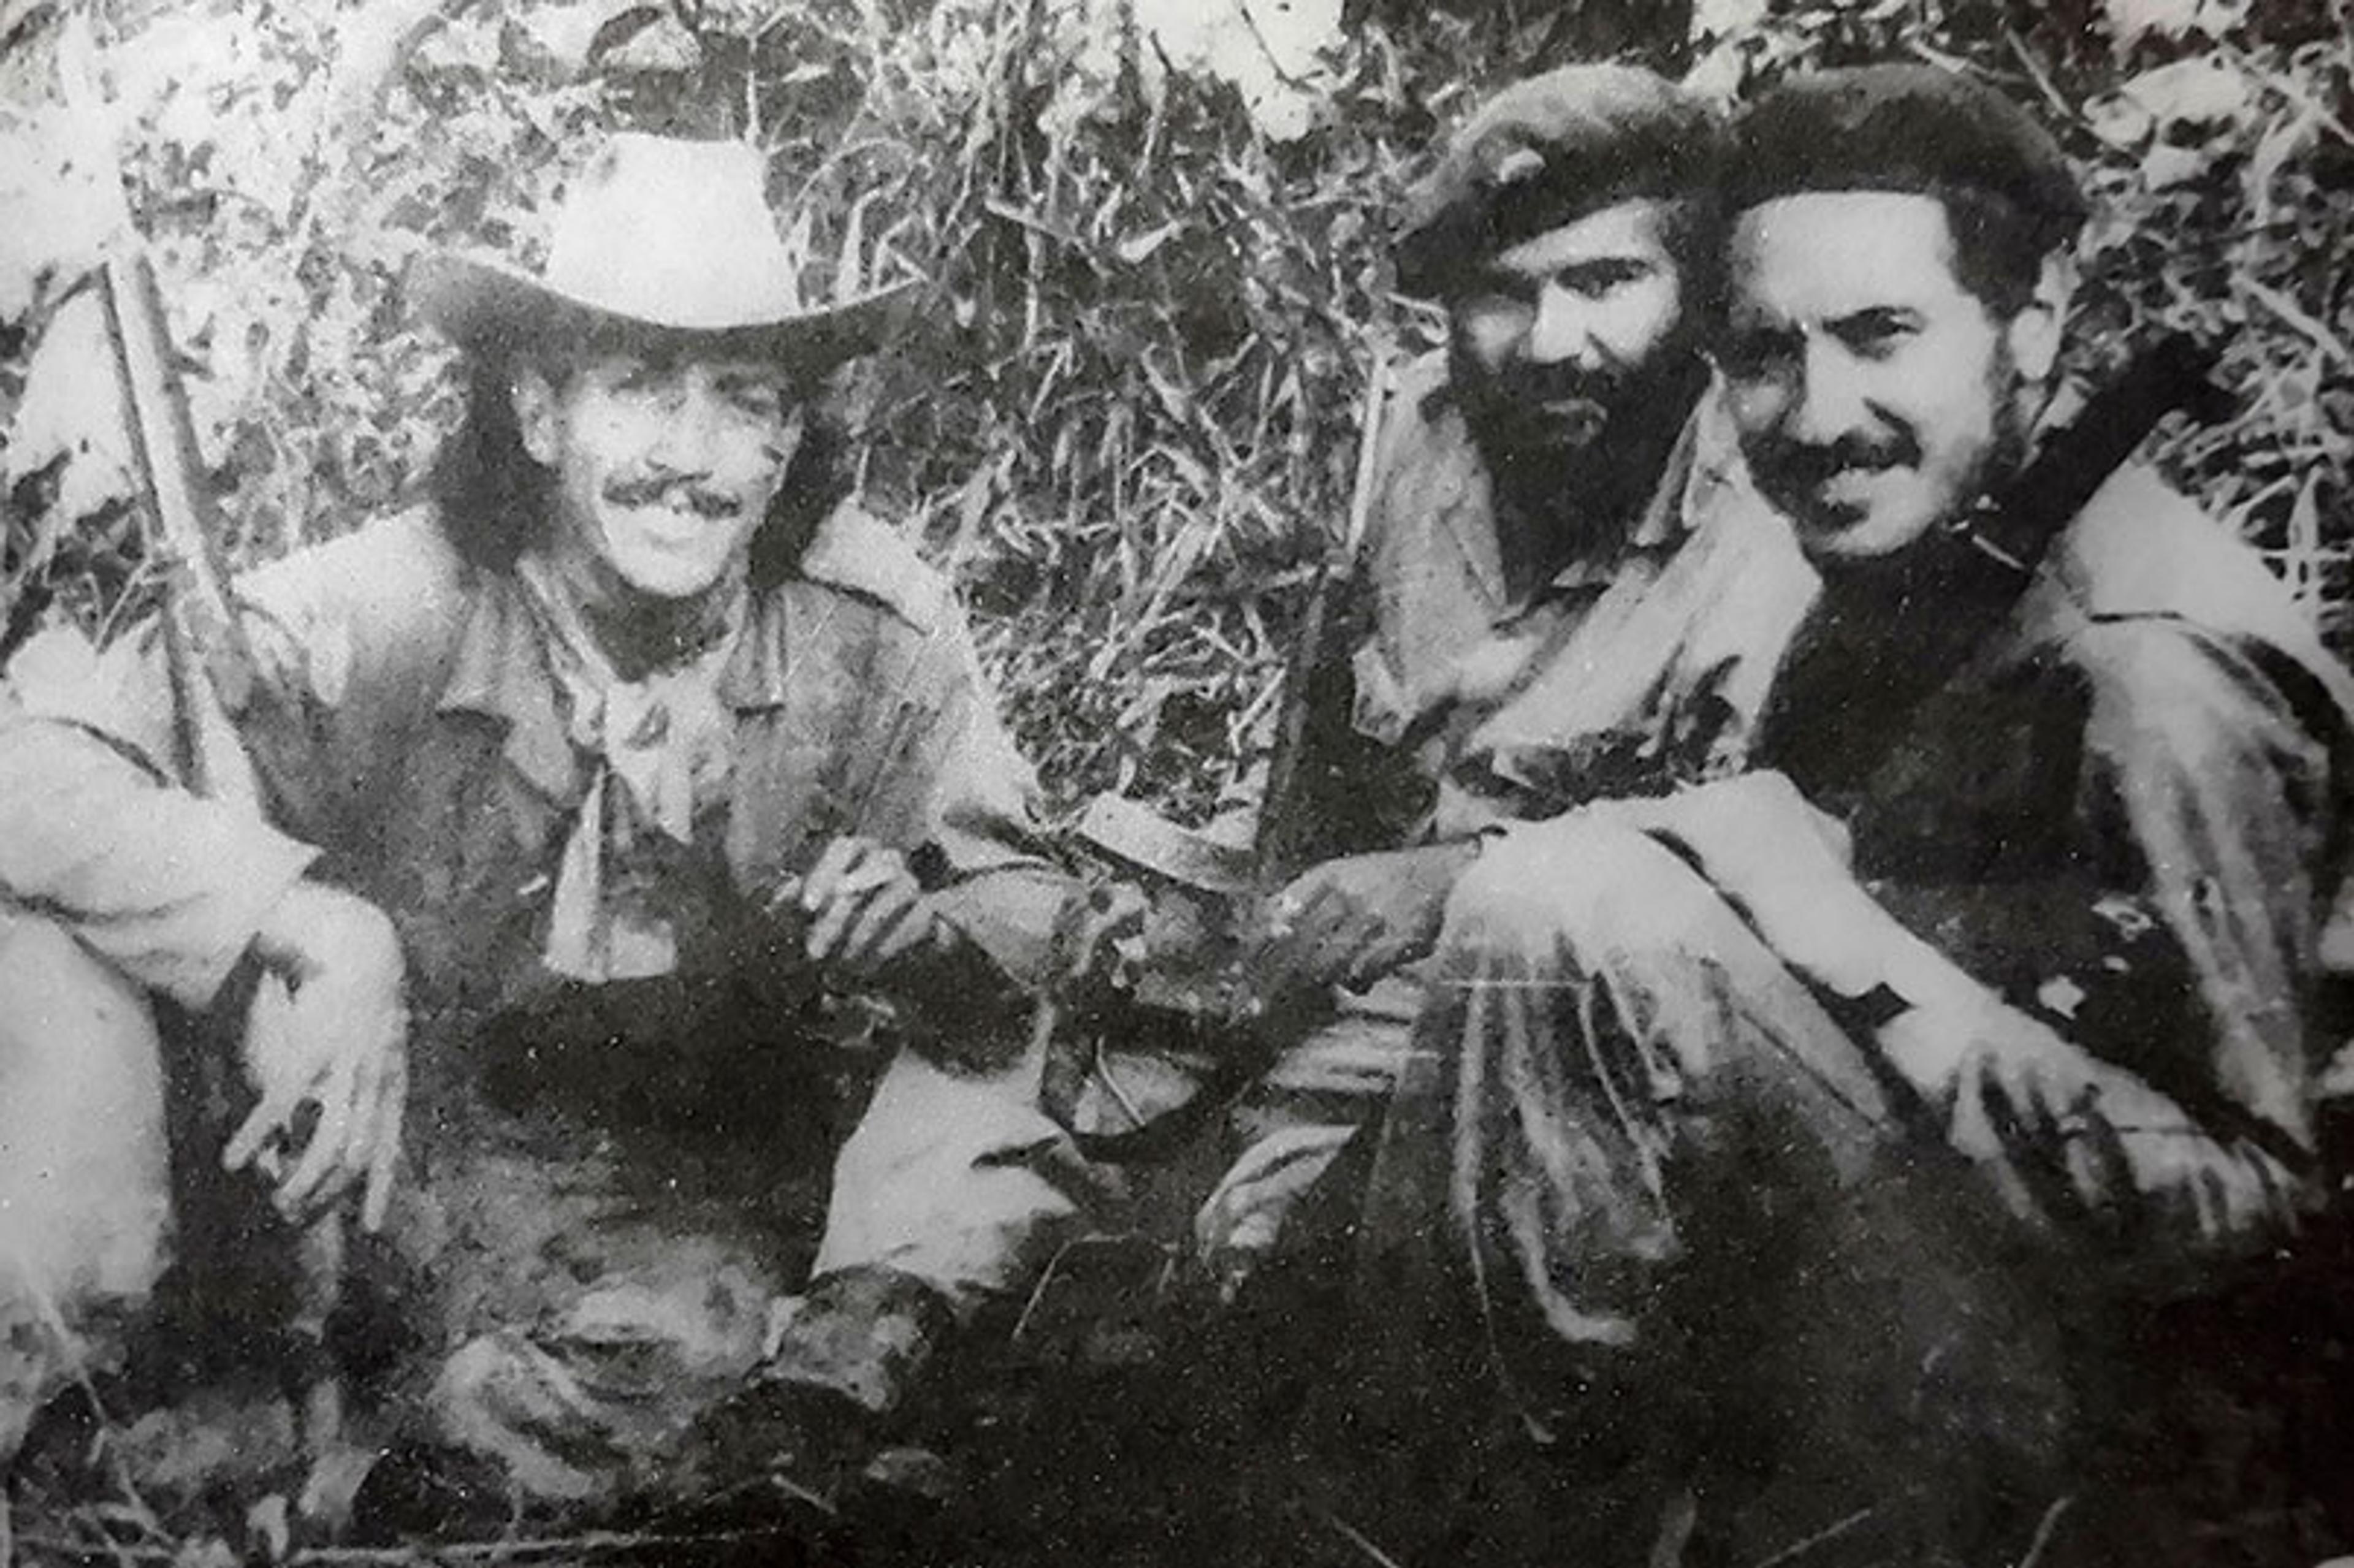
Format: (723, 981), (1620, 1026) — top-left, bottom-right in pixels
(410, 132), (918, 365)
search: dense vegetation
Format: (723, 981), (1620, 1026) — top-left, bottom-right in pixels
(3, 0), (2351, 831)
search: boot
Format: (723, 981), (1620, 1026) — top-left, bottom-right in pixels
(675, 1266), (958, 1504)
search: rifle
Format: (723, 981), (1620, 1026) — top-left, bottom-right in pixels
(94, 249), (267, 802)
(67, 21), (360, 1519)
(1758, 333), (2233, 797)
(1037, 355), (1395, 1156)
(1252, 354), (1394, 882)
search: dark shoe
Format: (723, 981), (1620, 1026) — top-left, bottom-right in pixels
(672, 1268), (957, 1507)
(763, 1266), (958, 1418)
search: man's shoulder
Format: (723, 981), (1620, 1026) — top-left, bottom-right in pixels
(1360, 351), (1495, 578)
(788, 503), (950, 636)
(238, 507), (469, 630)
(2041, 464), (2354, 718)
(233, 507), (475, 707)
(2052, 466), (2314, 641)
(1374, 350), (1477, 489)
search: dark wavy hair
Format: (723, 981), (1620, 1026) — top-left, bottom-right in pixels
(430, 345), (854, 590)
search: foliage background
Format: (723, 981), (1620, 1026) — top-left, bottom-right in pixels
(2, 0), (2351, 833)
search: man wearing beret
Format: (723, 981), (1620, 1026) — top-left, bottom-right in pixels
(1362, 66), (2354, 1561)
(1188, 64), (1814, 1280)
(0, 133), (1092, 1515)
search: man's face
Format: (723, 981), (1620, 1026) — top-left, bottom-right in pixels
(1450, 197), (1692, 473)
(515, 348), (806, 601)
(1718, 191), (2031, 565)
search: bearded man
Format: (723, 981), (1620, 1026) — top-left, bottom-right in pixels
(1362, 67), (2354, 1564)
(0, 133), (1089, 1516)
(1184, 64), (1815, 1277)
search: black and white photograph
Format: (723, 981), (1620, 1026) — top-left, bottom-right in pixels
(2, 0), (2352, 1562)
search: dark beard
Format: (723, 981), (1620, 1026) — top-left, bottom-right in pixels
(1453, 341), (1707, 569)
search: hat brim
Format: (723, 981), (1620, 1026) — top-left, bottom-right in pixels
(408, 251), (920, 369)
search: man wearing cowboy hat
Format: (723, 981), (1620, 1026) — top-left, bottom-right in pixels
(0, 132), (1089, 1512)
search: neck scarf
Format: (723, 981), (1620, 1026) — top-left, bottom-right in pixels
(513, 552), (748, 981)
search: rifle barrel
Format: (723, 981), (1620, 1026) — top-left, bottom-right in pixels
(1252, 356), (1390, 885)
(97, 251), (261, 799)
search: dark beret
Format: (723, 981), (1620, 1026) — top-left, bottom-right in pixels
(1395, 64), (1723, 297)
(1726, 65), (2086, 254)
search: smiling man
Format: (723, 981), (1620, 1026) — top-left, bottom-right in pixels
(1187, 66), (1815, 1282)
(0, 134), (1088, 1517)
(1360, 66), (2354, 1562)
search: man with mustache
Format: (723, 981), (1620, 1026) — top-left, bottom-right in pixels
(1187, 65), (1815, 1280)
(0, 134), (1091, 1518)
(1363, 66), (2354, 1562)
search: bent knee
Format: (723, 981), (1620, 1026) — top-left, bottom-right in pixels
(0, 913), (158, 1055)
(0, 912), (169, 1300)
(1442, 813), (1717, 964)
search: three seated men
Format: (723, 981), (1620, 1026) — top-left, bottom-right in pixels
(0, 50), (2345, 1566)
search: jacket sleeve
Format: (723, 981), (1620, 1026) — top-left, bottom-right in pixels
(1867, 617), (2344, 1156)
(893, 606), (1077, 992)
(0, 622), (319, 1010)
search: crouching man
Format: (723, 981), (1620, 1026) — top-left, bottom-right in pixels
(1359, 67), (2354, 1564)
(1187, 64), (1814, 1282)
(0, 133), (1089, 1516)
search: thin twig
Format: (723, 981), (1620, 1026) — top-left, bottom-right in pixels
(1748, 1505), (1875, 1568)
(1233, 0), (1315, 91)
(2225, 39), (2354, 151)
(1312, 1506), (1407, 1568)
(2014, 1495), (2074, 1568)
(2241, 275), (2354, 370)
(2000, 27), (2073, 125)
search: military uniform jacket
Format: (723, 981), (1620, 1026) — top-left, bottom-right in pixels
(0, 501), (1068, 1029)
(1811, 466), (2354, 1168)
(1292, 349), (1818, 857)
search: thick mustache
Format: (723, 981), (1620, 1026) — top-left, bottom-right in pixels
(603, 475), (744, 518)
(1761, 434), (1918, 491)
(1509, 364), (1625, 411)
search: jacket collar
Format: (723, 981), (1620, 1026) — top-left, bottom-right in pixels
(435, 565), (799, 804)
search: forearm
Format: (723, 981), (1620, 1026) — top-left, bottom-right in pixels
(0, 717), (318, 1008)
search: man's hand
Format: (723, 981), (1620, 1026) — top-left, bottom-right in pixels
(227, 883), (409, 1231)
(793, 836), (939, 978)
(1050, 880), (1152, 995)
(1243, 842), (1480, 1003)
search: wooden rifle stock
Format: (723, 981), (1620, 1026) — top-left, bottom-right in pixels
(95, 249), (263, 804)
(94, 208), (359, 1520)
(1959, 333), (2233, 585)
(1252, 356), (1392, 885)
